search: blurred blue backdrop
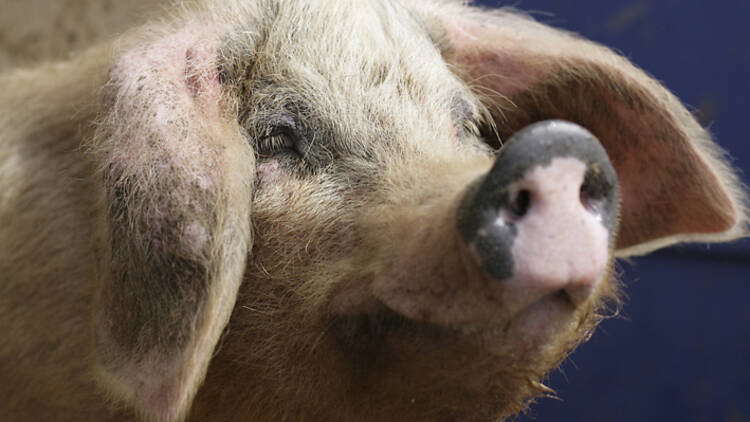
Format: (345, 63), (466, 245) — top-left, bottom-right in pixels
(472, 1), (750, 421)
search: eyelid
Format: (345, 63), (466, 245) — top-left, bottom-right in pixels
(267, 113), (298, 134)
(260, 113), (307, 158)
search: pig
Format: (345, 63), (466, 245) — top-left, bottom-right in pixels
(0, 0), (746, 421)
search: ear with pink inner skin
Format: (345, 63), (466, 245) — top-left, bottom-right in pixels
(439, 6), (747, 255)
(89, 28), (253, 422)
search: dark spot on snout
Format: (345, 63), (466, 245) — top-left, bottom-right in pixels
(457, 120), (619, 281)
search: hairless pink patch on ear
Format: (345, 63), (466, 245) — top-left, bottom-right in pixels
(113, 23), (224, 115)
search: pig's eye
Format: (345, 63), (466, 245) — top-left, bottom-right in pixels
(459, 118), (501, 153)
(257, 117), (306, 160)
(260, 131), (299, 158)
(452, 97), (499, 152)
(477, 124), (502, 152)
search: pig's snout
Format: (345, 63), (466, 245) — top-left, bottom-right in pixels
(458, 120), (619, 309)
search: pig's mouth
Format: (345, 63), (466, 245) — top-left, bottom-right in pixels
(329, 251), (601, 368)
(346, 234), (601, 342)
(330, 222), (609, 365)
(333, 288), (586, 344)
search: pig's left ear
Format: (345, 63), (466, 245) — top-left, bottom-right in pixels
(439, 7), (747, 255)
(89, 32), (254, 422)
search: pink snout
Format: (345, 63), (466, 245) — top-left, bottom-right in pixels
(458, 120), (619, 314)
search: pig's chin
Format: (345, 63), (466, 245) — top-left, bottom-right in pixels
(324, 220), (614, 418)
(329, 247), (603, 366)
(327, 290), (598, 420)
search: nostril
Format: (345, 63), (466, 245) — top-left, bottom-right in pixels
(553, 289), (573, 305)
(509, 189), (532, 218)
(579, 167), (612, 214)
(579, 182), (597, 212)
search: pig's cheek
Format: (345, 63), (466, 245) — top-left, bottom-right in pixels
(257, 160), (284, 184)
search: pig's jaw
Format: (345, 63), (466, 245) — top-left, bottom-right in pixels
(327, 275), (605, 421)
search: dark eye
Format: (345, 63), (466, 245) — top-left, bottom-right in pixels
(458, 116), (501, 154)
(259, 130), (299, 158)
(452, 97), (498, 152)
(258, 115), (306, 160)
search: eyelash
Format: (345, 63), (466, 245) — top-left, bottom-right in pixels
(461, 118), (481, 138)
(264, 133), (296, 152)
(258, 124), (304, 159)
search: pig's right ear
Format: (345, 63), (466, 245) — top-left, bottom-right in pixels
(439, 6), (748, 255)
(88, 32), (254, 422)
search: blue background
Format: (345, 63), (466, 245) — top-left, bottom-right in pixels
(473, 1), (750, 421)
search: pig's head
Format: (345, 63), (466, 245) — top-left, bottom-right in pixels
(87, 1), (747, 421)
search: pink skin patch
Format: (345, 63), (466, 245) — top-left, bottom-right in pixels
(107, 25), (225, 181)
(257, 160), (283, 183)
(184, 43), (223, 113)
(498, 157), (609, 315)
(109, 24), (226, 251)
(111, 24), (223, 110)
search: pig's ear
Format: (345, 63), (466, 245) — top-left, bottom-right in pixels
(440, 7), (748, 255)
(88, 33), (254, 422)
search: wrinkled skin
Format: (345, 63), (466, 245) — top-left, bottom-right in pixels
(0, 1), (746, 422)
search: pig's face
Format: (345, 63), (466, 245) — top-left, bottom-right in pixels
(88, 1), (745, 421)
(215, 3), (620, 419)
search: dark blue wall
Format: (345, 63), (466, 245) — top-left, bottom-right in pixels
(473, 1), (750, 421)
